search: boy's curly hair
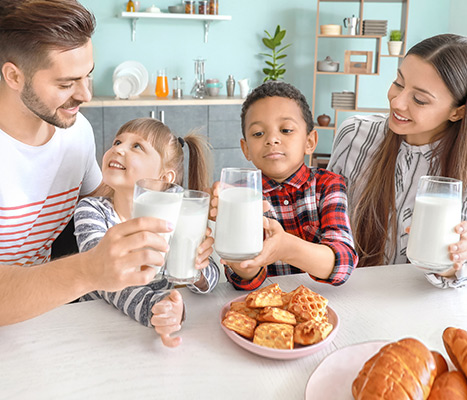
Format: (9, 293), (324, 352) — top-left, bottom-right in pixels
(240, 81), (314, 137)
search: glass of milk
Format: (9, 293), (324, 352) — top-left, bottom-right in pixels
(132, 178), (184, 279)
(165, 190), (210, 284)
(214, 168), (263, 262)
(407, 176), (462, 273)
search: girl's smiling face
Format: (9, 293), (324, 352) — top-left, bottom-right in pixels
(102, 131), (164, 193)
(387, 54), (464, 145)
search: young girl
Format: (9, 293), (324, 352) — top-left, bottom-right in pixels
(74, 118), (219, 347)
(328, 34), (467, 289)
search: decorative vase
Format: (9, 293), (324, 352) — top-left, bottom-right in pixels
(317, 114), (331, 127)
(388, 41), (403, 56)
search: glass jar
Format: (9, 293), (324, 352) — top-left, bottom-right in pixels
(184, 0), (194, 14)
(126, 0), (135, 12)
(198, 0), (208, 15)
(172, 76), (184, 99)
(209, 0), (218, 15)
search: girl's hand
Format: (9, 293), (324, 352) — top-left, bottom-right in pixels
(151, 290), (184, 348)
(195, 227), (214, 270)
(449, 221), (467, 271)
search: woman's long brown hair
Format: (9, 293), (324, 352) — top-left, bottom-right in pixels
(353, 34), (467, 266)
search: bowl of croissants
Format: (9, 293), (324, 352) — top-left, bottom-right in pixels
(352, 327), (467, 399)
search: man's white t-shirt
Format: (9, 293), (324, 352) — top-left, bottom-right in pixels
(0, 112), (102, 266)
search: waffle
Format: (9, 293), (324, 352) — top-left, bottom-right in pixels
(294, 319), (333, 345)
(245, 283), (283, 308)
(222, 311), (257, 339)
(288, 285), (328, 323)
(229, 301), (260, 320)
(257, 307), (297, 325)
(253, 323), (294, 350)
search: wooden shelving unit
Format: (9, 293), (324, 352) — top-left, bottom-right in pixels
(312, 0), (410, 141)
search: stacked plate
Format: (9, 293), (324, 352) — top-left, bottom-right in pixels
(362, 20), (387, 36)
(113, 61), (149, 99)
(331, 92), (355, 109)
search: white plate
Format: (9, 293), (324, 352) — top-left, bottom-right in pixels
(304, 340), (389, 399)
(220, 294), (339, 361)
(113, 61), (148, 97)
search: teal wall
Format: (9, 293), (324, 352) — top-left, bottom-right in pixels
(81, 0), (456, 153)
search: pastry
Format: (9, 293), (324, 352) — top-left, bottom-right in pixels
(431, 351), (448, 379)
(427, 371), (467, 400)
(288, 285), (328, 323)
(442, 327), (467, 379)
(229, 301), (260, 320)
(222, 311), (257, 339)
(245, 283), (283, 308)
(352, 338), (436, 399)
(294, 319), (333, 346)
(253, 322), (294, 350)
(257, 306), (297, 325)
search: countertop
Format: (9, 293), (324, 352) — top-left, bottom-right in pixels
(81, 95), (245, 107)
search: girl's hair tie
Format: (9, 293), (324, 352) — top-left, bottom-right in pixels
(177, 137), (185, 148)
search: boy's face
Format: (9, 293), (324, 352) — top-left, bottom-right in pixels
(19, 39), (94, 129)
(102, 131), (165, 194)
(241, 96), (317, 183)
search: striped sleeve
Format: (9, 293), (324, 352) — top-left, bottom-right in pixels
(187, 257), (220, 294)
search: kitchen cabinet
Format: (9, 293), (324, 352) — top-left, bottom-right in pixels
(312, 0), (410, 140)
(120, 12), (232, 42)
(80, 102), (249, 182)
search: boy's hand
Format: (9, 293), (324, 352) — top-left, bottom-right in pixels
(237, 217), (286, 271)
(151, 290), (184, 348)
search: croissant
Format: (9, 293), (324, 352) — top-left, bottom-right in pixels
(427, 371), (467, 400)
(442, 327), (467, 379)
(352, 338), (436, 399)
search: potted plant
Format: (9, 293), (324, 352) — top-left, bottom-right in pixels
(388, 30), (403, 56)
(260, 25), (291, 82)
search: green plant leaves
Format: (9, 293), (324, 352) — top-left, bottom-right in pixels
(260, 24), (291, 81)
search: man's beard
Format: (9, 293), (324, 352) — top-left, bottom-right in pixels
(20, 81), (81, 129)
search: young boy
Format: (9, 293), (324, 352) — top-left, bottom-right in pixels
(222, 81), (358, 290)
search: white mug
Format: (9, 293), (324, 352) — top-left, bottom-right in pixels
(238, 78), (250, 99)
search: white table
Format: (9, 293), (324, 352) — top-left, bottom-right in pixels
(1, 264), (467, 399)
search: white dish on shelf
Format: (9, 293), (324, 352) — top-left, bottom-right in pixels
(112, 61), (148, 99)
(304, 340), (389, 399)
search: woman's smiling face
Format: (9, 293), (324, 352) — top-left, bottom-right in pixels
(387, 54), (464, 145)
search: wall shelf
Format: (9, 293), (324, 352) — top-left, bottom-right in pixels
(120, 12), (232, 43)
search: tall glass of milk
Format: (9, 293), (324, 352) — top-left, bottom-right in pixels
(132, 178), (184, 280)
(214, 168), (263, 261)
(407, 176), (462, 273)
(165, 190), (210, 284)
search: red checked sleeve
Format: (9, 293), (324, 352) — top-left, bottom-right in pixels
(224, 266), (268, 291)
(314, 172), (358, 285)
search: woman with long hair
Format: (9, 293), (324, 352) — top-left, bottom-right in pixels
(328, 34), (467, 288)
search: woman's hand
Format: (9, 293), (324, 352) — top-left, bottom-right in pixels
(449, 221), (467, 271)
(151, 290), (184, 348)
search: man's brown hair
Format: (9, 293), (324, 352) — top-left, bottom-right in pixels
(0, 0), (95, 78)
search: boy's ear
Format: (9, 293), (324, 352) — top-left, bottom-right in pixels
(240, 138), (251, 161)
(305, 130), (318, 155)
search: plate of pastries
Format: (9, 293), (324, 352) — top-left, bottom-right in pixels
(305, 326), (467, 399)
(220, 283), (339, 360)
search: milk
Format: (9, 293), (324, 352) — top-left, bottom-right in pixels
(214, 187), (263, 261)
(166, 201), (208, 283)
(132, 190), (183, 272)
(407, 195), (462, 271)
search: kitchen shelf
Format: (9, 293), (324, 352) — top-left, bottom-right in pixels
(311, 0), (409, 142)
(120, 12), (232, 43)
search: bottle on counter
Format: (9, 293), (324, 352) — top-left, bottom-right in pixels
(126, 0), (135, 12)
(226, 75), (235, 97)
(209, 0), (219, 15)
(156, 69), (169, 98)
